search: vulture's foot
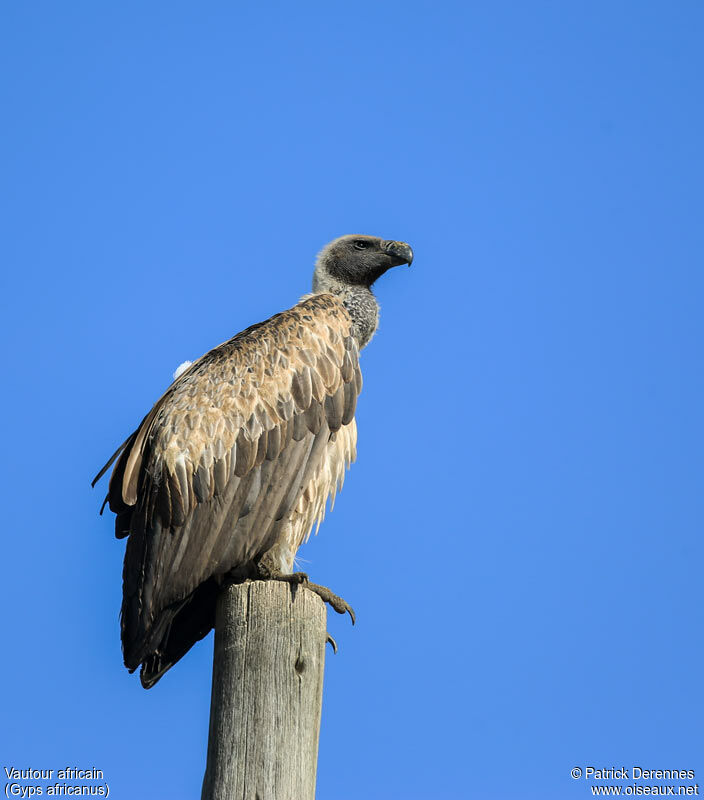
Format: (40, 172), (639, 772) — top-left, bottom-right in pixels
(256, 561), (356, 624)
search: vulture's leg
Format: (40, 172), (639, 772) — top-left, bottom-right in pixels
(256, 555), (356, 625)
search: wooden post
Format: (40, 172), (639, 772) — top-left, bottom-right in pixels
(201, 580), (327, 800)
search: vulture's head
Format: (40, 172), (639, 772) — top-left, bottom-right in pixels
(313, 234), (413, 292)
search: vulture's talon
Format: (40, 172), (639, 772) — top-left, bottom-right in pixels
(257, 562), (309, 585)
(304, 581), (356, 625)
(326, 633), (338, 654)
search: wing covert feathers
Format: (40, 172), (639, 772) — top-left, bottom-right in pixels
(102, 294), (361, 683)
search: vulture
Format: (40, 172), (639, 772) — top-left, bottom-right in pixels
(93, 234), (413, 688)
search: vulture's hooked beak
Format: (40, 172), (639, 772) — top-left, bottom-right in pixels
(382, 240), (414, 267)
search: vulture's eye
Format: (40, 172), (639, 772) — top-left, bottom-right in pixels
(354, 240), (369, 250)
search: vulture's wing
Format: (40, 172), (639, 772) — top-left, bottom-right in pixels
(96, 294), (362, 686)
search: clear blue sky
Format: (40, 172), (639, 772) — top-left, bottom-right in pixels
(2, 2), (702, 798)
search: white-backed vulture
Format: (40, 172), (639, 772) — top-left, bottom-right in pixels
(94, 234), (413, 687)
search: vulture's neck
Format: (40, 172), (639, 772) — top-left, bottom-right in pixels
(311, 275), (379, 349)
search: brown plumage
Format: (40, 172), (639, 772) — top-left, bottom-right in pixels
(94, 234), (413, 688)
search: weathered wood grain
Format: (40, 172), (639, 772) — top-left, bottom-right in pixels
(201, 580), (327, 800)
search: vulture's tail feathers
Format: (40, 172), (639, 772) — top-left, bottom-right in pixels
(131, 580), (219, 689)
